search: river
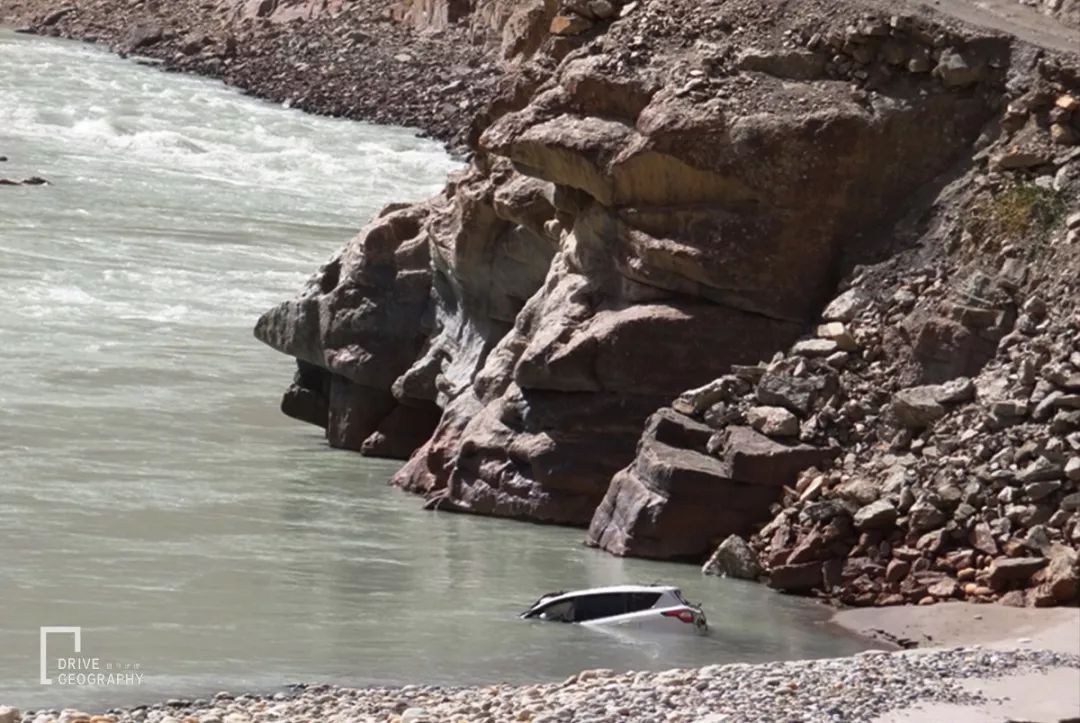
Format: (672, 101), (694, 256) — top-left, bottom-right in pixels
(0, 29), (867, 710)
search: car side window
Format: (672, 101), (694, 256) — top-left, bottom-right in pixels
(573, 593), (630, 621)
(627, 592), (662, 612)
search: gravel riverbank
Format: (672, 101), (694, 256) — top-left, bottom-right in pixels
(0, 0), (504, 149)
(6, 607), (1078, 722)
(5, 645), (1078, 723)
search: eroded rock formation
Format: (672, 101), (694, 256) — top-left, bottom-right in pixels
(261, 2), (999, 503)
(247, 0), (1080, 604)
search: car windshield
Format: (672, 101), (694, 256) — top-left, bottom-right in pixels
(524, 591), (565, 614)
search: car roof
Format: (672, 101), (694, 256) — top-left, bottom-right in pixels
(531, 584), (679, 606)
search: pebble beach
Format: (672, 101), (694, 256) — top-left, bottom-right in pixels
(5, 645), (1077, 723)
(7, 604), (1078, 723)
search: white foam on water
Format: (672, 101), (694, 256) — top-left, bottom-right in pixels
(41, 284), (98, 305)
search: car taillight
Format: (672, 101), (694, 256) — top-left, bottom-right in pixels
(662, 609), (696, 624)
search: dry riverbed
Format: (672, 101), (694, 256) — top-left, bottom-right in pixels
(4, 606), (1078, 723)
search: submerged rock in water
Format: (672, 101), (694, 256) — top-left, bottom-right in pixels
(0, 176), (49, 186)
(702, 534), (762, 580)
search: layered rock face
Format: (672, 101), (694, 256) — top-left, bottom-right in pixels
(392, 0), (470, 30)
(255, 202), (444, 452)
(249, 0), (1080, 603)
(260, 0), (1010, 521)
(392, 6), (1014, 528)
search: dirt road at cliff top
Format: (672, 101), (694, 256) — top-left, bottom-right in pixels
(913, 0), (1079, 54)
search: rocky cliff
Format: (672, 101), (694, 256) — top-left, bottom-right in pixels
(249, 0), (1080, 607)
(12, 0), (1076, 607)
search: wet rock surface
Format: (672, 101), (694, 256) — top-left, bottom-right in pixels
(0, 175), (49, 185)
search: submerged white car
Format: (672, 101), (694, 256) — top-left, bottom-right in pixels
(520, 584), (707, 633)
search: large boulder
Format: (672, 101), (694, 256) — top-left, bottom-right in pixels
(586, 425), (836, 559)
(255, 203), (440, 454)
(987, 557), (1048, 591)
(891, 386), (947, 428)
(853, 500), (898, 530)
(702, 534), (762, 579)
(768, 562), (824, 592)
(717, 427), (838, 489)
(746, 405), (800, 437)
(1030, 546), (1080, 604)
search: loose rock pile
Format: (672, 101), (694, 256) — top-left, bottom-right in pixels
(749, 262), (1080, 607)
(549, 0), (621, 38)
(734, 12), (1009, 91)
(5, 648), (1078, 723)
(687, 79), (1080, 607)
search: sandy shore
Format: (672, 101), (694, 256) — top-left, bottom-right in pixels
(835, 602), (1080, 723)
(834, 601), (1080, 651)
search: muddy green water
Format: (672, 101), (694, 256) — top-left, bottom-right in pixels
(0, 30), (868, 709)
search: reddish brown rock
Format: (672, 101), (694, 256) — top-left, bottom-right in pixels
(987, 556), (1048, 591)
(587, 425), (837, 559)
(886, 558), (911, 583)
(584, 417), (790, 559)
(360, 402), (443, 459)
(768, 562), (824, 592)
(786, 529), (832, 565)
(243, 0), (1076, 594)
(549, 13), (592, 35)
(1030, 545), (1080, 604)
